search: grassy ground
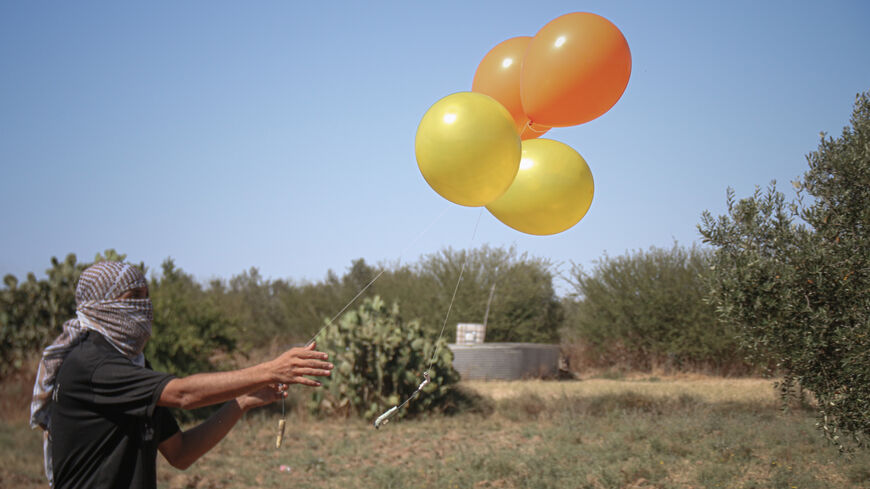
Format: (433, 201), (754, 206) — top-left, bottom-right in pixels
(3, 375), (869, 489)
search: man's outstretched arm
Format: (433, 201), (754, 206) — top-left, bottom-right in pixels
(158, 342), (332, 410)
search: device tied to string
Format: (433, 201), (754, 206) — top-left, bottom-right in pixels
(373, 371), (430, 429)
(276, 383), (287, 448)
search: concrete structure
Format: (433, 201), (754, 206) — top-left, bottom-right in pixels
(448, 343), (560, 380)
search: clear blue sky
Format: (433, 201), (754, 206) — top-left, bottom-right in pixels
(2, 1), (868, 294)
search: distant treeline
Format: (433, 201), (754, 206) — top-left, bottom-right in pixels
(1, 243), (747, 378)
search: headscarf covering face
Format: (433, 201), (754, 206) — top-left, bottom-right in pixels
(30, 261), (152, 429)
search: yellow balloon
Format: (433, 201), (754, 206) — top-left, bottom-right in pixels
(415, 92), (521, 207)
(486, 139), (594, 235)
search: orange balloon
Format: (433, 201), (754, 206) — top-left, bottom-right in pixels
(521, 12), (631, 127)
(473, 36), (550, 140)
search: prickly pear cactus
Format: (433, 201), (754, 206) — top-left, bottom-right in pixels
(310, 296), (459, 420)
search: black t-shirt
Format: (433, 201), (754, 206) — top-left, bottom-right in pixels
(50, 331), (180, 489)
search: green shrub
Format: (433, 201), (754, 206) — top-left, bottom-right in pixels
(407, 246), (563, 343)
(563, 243), (747, 373)
(145, 259), (236, 378)
(314, 247), (564, 345)
(1, 272), (53, 374)
(310, 296), (460, 420)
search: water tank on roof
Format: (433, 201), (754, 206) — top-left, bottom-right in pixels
(455, 322), (486, 345)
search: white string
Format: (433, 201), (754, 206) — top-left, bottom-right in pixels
(305, 204), (451, 346)
(426, 208), (483, 374)
(374, 208), (484, 428)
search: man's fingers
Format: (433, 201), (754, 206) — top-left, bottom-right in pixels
(294, 368), (332, 377)
(295, 349), (329, 360)
(298, 359), (333, 369)
(293, 377), (322, 387)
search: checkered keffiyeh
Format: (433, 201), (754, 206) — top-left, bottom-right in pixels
(30, 262), (153, 483)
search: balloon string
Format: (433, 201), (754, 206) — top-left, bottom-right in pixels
(373, 207), (483, 429)
(305, 204), (451, 345)
(525, 121), (548, 134)
(426, 208), (483, 374)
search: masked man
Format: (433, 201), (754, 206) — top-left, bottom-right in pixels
(30, 262), (333, 489)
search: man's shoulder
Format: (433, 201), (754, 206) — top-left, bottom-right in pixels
(61, 332), (125, 376)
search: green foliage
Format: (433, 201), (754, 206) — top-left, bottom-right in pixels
(207, 267), (302, 348)
(563, 243), (745, 371)
(376, 246), (564, 344)
(311, 296), (460, 420)
(699, 92), (870, 449)
(145, 259), (236, 378)
(209, 246), (564, 348)
(1, 271), (53, 374)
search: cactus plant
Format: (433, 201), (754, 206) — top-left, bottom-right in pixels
(310, 296), (459, 420)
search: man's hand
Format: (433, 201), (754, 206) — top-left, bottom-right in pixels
(237, 384), (286, 412)
(267, 342), (333, 387)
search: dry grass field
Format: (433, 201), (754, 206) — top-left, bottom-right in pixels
(2, 373), (869, 489)
(463, 375), (781, 404)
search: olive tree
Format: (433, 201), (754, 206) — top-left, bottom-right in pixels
(699, 92), (870, 449)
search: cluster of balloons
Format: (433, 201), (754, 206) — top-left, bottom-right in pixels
(415, 12), (631, 235)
